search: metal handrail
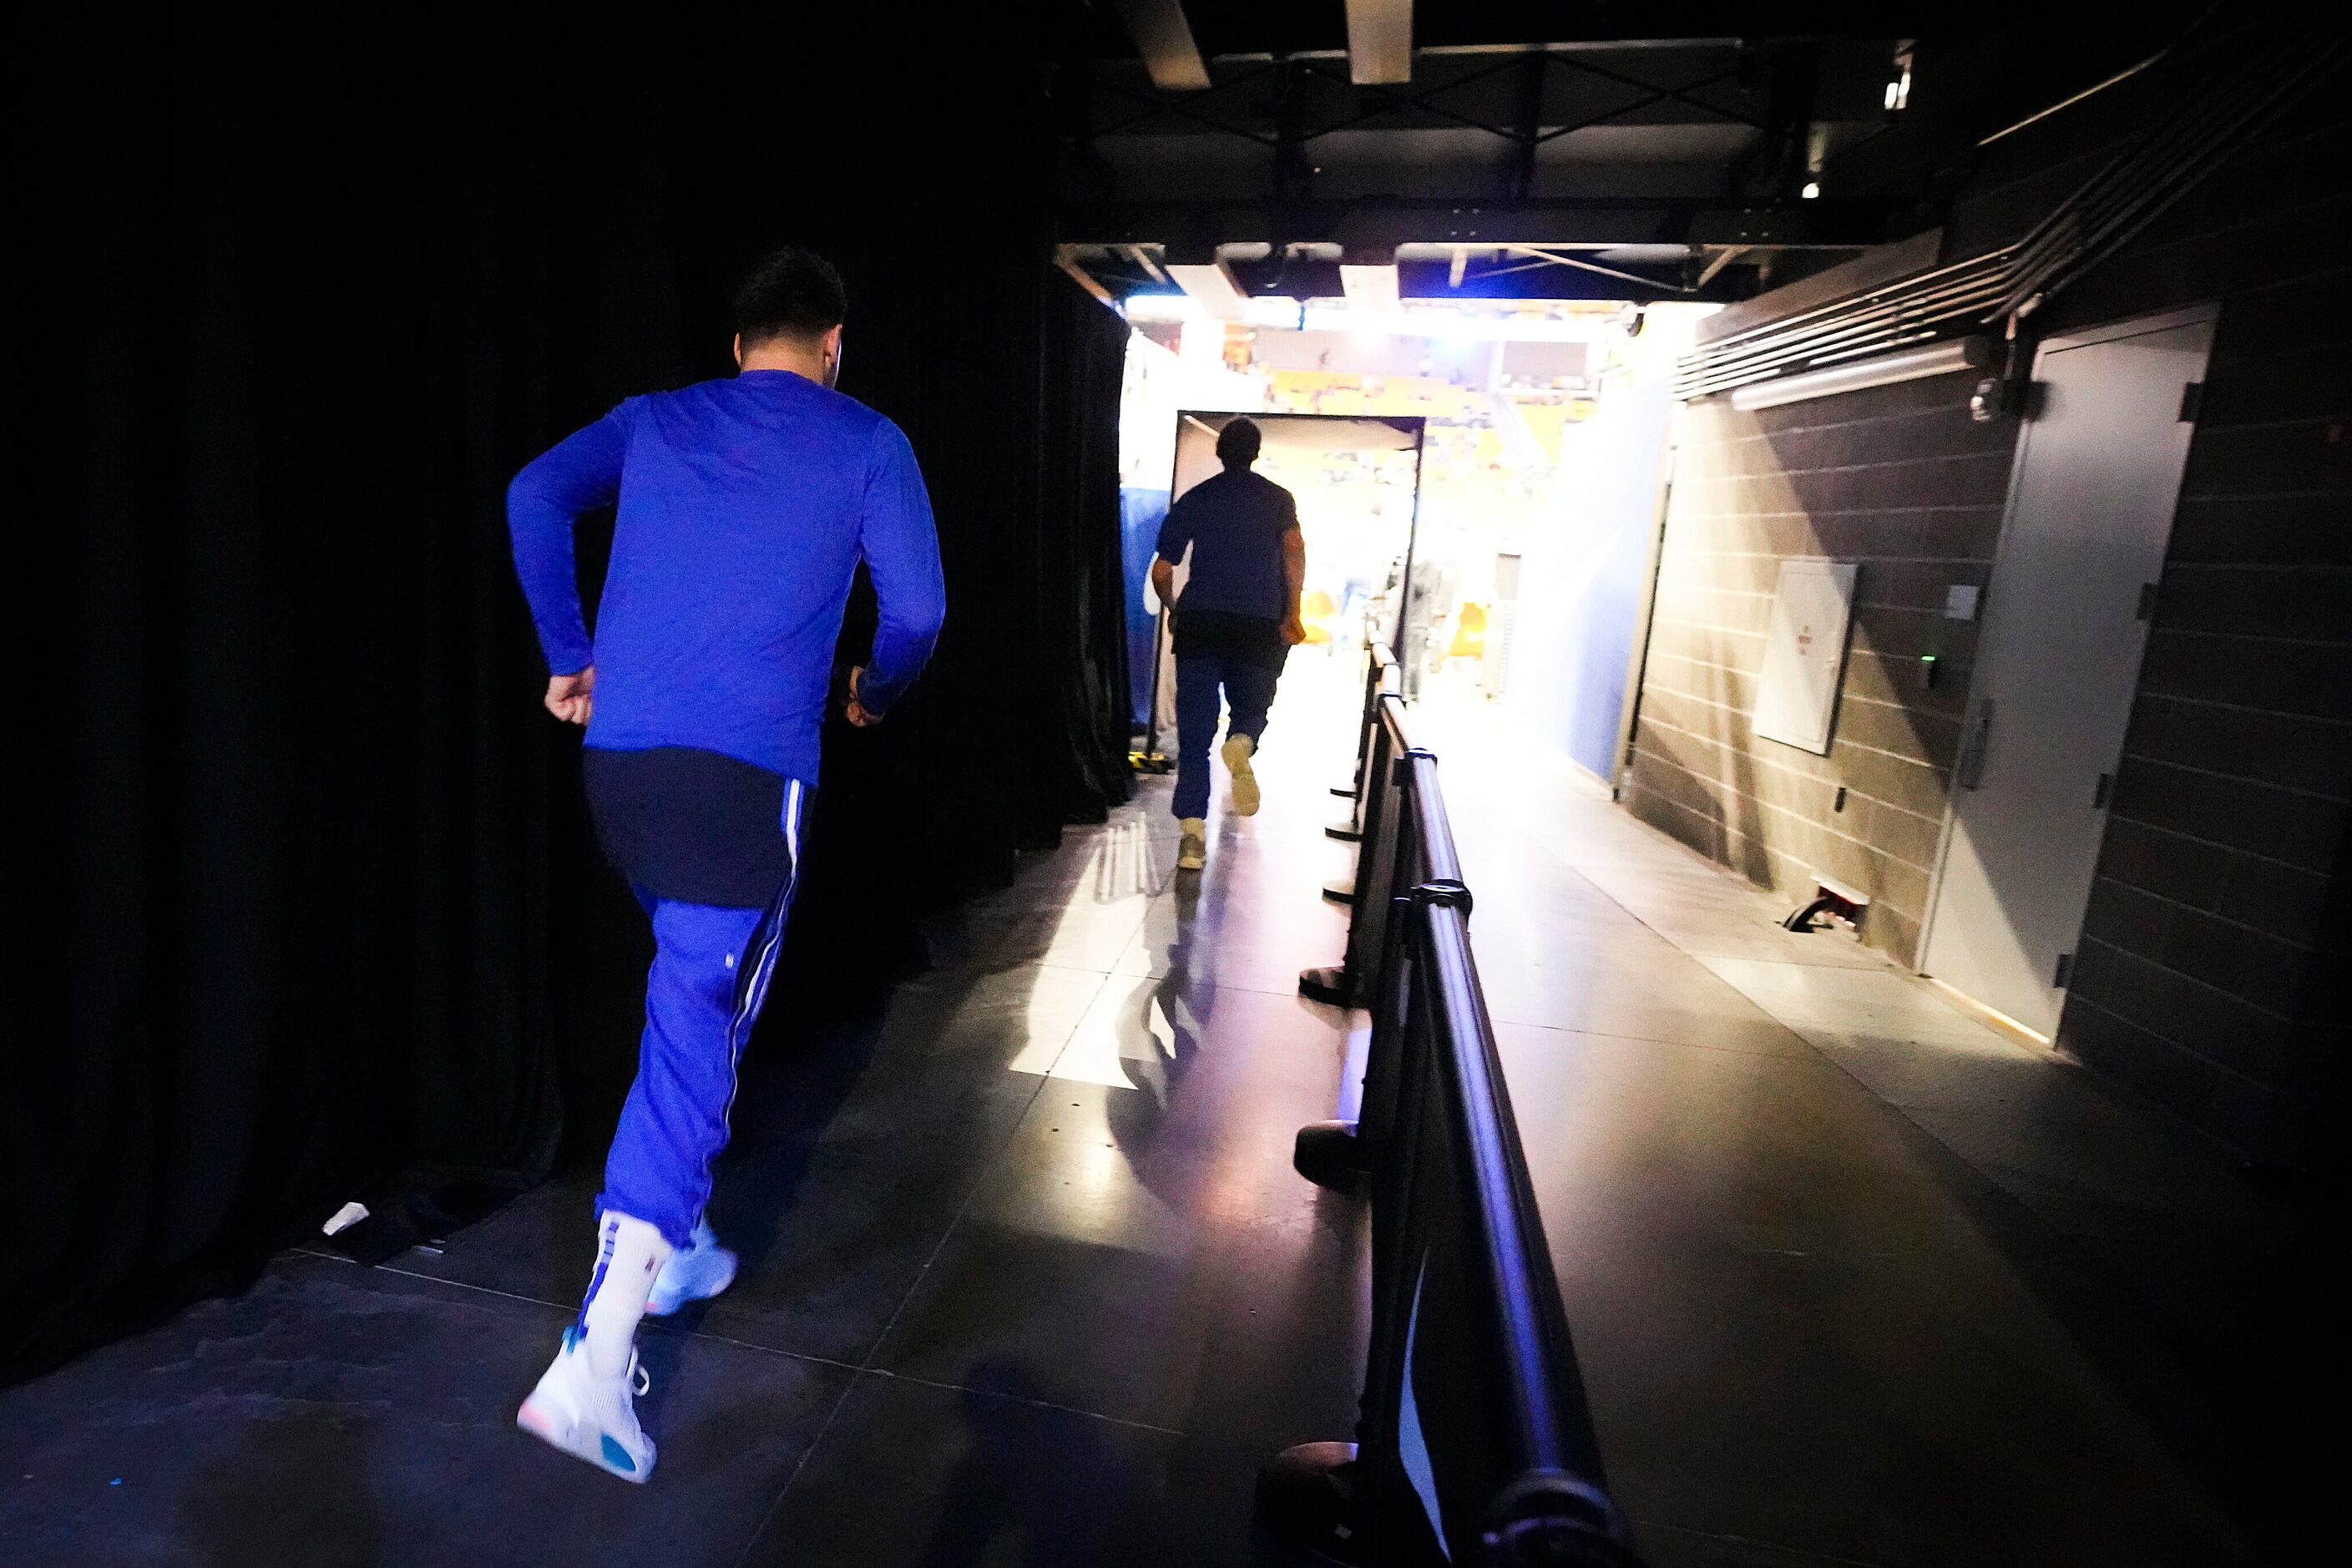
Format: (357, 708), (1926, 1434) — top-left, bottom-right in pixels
(1265, 645), (1642, 1566)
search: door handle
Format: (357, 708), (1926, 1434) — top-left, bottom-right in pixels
(1957, 701), (1994, 789)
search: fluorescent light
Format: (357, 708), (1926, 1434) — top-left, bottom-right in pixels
(1345, 0), (1414, 86)
(1727, 337), (1990, 411)
(1120, 293), (1201, 323)
(1166, 260), (1251, 321)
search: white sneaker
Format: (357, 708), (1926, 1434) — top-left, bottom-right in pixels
(516, 1327), (656, 1483)
(1176, 817), (1207, 870)
(645, 1221), (737, 1317)
(1222, 734), (1260, 817)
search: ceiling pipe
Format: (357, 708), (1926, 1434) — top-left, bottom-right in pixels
(1506, 245), (1698, 295)
(1114, 0), (1211, 92)
(1727, 337), (1990, 411)
(1696, 245), (1747, 286)
(1344, 0), (1414, 86)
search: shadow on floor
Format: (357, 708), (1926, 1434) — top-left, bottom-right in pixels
(909, 1359), (1141, 1568)
(179, 1408), (383, 1568)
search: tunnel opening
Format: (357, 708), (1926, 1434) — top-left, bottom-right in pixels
(16, 4), (2349, 1565)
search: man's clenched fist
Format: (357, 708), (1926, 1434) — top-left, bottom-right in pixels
(544, 667), (594, 726)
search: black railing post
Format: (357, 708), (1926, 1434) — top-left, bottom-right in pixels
(1264, 667), (1646, 1568)
(1295, 723), (1415, 1188)
(1354, 899), (1443, 1560)
(1261, 880), (1444, 1568)
(1414, 905), (1641, 1566)
(1327, 645), (1385, 841)
(1297, 690), (1430, 1186)
(1323, 646), (1399, 907)
(1301, 660), (1404, 1006)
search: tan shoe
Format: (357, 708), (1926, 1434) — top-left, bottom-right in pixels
(1176, 817), (1207, 870)
(1222, 734), (1260, 817)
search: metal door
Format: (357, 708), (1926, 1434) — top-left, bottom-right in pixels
(1920, 308), (2214, 1037)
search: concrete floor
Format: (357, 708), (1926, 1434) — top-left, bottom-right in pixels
(0, 663), (2326, 1566)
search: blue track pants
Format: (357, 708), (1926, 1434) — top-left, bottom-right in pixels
(596, 783), (804, 1247)
(1173, 655), (1282, 820)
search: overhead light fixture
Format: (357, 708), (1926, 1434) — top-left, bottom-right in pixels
(1727, 337), (1990, 412)
(1340, 263), (1401, 312)
(1113, 0), (1211, 93)
(1120, 293), (1200, 324)
(1344, 0), (1413, 86)
(1802, 182), (1821, 200)
(1165, 259), (1251, 321)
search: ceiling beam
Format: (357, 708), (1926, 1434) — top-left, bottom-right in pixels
(1114, 0), (1211, 93)
(1165, 259), (1252, 320)
(1060, 197), (1904, 252)
(1345, 0), (1414, 86)
(1696, 245), (1748, 286)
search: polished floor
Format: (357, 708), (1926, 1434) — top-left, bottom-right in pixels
(2, 662), (2329, 1566)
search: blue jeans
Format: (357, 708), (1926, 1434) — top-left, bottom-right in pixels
(1173, 655), (1282, 819)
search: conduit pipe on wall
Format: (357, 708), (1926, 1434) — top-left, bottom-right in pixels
(1727, 336), (1990, 411)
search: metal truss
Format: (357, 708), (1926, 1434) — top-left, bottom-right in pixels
(1084, 45), (1765, 154)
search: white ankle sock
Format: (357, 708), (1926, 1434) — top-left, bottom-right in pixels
(579, 1211), (672, 1378)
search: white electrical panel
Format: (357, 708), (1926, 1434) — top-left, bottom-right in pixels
(1753, 559), (1858, 756)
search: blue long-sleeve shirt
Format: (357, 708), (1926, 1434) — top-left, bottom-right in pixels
(507, 369), (946, 787)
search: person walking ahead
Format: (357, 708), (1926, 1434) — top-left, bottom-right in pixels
(503, 245), (945, 1482)
(1150, 417), (1305, 870)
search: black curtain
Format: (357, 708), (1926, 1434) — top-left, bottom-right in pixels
(1036, 272), (1144, 827)
(13, 3), (1132, 1383)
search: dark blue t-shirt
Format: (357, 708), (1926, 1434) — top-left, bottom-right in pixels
(1154, 467), (1298, 621)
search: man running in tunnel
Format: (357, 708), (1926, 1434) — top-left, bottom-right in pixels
(1151, 417), (1306, 870)
(503, 245), (945, 1481)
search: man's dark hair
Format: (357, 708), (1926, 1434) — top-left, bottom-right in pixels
(735, 245), (847, 349)
(1216, 417), (1262, 467)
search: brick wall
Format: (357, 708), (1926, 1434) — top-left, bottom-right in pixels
(2035, 95), (2352, 1161)
(1626, 370), (2011, 966)
(1626, 64), (2351, 1161)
